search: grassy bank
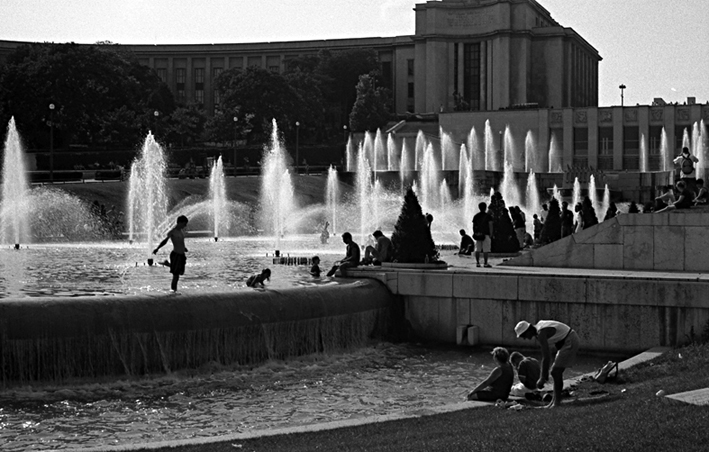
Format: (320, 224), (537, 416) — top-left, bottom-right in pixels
(151, 342), (709, 452)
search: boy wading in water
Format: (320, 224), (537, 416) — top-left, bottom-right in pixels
(153, 215), (189, 292)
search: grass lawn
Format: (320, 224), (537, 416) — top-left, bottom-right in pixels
(144, 342), (709, 452)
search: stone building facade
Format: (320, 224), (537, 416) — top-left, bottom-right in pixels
(0, 0), (601, 116)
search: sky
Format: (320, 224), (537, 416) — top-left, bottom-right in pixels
(2, 0), (707, 108)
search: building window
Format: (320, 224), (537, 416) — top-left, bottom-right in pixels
(156, 68), (167, 83)
(247, 56), (261, 68)
(573, 127), (588, 167)
(381, 61), (392, 91)
(649, 125), (663, 171)
(623, 126), (639, 170)
(175, 68), (186, 103)
(407, 82), (414, 99)
(212, 67), (223, 113)
(407, 59), (414, 77)
(463, 43), (481, 111)
(598, 126), (613, 170)
(194, 68), (205, 104)
(266, 56), (280, 73)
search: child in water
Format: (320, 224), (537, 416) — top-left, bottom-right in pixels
(310, 256), (321, 277)
(246, 268), (271, 288)
(153, 215), (189, 292)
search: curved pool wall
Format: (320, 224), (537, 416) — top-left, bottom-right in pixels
(0, 279), (398, 386)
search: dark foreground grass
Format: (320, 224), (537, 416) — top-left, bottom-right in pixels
(146, 342), (709, 452)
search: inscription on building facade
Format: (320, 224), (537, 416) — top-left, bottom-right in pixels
(446, 11), (497, 28)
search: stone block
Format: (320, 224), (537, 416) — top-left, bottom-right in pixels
(470, 298), (504, 344)
(406, 296), (454, 342)
(684, 227), (709, 271)
(467, 325), (480, 346)
(397, 272), (453, 297)
(623, 226), (654, 270)
(617, 213), (653, 226)
(574, 218), (623, 244)
(672, 211), (706, 226)
(653, 226), (685, 271)
(438, 297), (457, 343)
(384, 272), (399, 294)
(518, 276), (587, 303)
(566, 243), (595, 268)
(456, 298), (472, 325)
(453, 273), (518, 300)
(593, 244), (624, 269)
(586, 277), (657, 306)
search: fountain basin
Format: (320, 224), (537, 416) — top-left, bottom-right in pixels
(0, 279), (397, 385)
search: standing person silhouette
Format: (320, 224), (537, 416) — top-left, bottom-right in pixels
(153, 215), (189, 292)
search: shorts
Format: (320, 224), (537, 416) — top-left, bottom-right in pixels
(169, 251), (186, 275)
(552, 330), (579, 369)
(475, 236), (491, 253)
(471, 389), (508, 402)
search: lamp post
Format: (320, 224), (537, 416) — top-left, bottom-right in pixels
(619, 84), (626, 107)
(233, 116), (238, 175)
(153, 110), (159, 138)
(49, 103), (55, 183)
(295, 121), (300, 174)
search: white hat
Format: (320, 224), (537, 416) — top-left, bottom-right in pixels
(515, 320), (531, 337)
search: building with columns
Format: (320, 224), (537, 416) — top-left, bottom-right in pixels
(0, 0), (601, 116)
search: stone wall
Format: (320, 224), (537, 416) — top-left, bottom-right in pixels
(504, 211), (709, 271)
(349, 266), (709, 354)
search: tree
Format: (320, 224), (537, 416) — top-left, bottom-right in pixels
(212, 66), (300, 143)
(349, 72), (392, 133)
(540, 198), (562, 244)
(391, 187), (439, 263)
(165, 104), (207, 147)
(489, 191), (518, 253)
(0, 42), (174, 149)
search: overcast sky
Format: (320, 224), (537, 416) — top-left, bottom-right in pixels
(2, 0), (707, 108)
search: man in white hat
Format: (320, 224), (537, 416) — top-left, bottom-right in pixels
(515, 319), (580, 408)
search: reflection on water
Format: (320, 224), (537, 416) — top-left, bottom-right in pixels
(0, 342), (608, 451)
(0, 236), (346, 298)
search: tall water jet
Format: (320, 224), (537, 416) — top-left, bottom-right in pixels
(571, 177), (581, 208)
(400, 138), (413, 188)
(345, 135), (356, 172)
(462, 149), (475, 226)
(1, 117), (29, 246)
(552, 184), (561, 205)
(387, 133), (399, 171)
(468, 126), (484, 171)
(439, 179), (452, 213)
(260, 119), (296, 248)
(484, 120), (499, 171)
(692, 122), (703, 180)
(415, 130), (427, 171)
(372, 179), (383, 232)
(499, 161), (520, 209)
(363, 132), (375, 169)
(326, 165), (339, 234)
(549, 132), (562, 173)
(682, 127), (691, 152)
(503, 126), (520, 171)
(601, 184), (611, 220)
(374, 129), (387, 171)
(208, 155), (228, 240)
(525, 170), (540, 218)
(660, 127), (669, 171)
(128, 132), (169, 252)
(355, 147), (373, 244)
(458, 144), (469, 196)
(524, 130), (537, 173)
(639, 133), (648, 173)
(589, 175), (600, 218)
(419, 142), (440, 212)
(440, 128), (458, 171)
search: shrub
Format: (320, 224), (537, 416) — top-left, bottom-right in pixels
(391, 187), (438, 263)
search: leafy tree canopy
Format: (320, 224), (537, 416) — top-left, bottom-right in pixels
(0, 42), (174, 148)
(349, 72), (392, 133)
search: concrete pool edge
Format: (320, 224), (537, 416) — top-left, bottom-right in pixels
(62, 346), (671, 452)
